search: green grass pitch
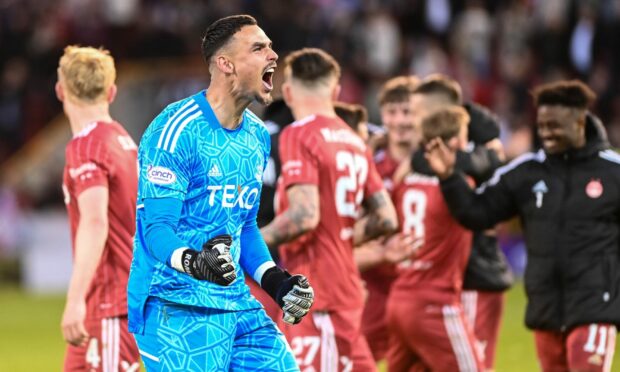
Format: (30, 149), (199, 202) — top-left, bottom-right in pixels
(0, 283), (617, 371)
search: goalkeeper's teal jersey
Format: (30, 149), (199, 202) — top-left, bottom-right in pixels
(128, 90), (269, 334)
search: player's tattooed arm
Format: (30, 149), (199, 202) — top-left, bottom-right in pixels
(261, 184), (320, 247)
(353, 190), (398, 246)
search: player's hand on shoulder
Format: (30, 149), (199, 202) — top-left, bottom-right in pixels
(179, 234), (237, 285)
(261, 266), (314, 325)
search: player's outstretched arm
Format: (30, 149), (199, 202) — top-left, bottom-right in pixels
(353, 190), (398, 246)
(425, 137), (518, 230)
(62, 186), (109, 347)
(354, 240), (386, 272)
(260, 184), (319, 248)
(355, 233), (422, 272)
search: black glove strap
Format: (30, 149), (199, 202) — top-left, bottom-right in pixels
(261, 266), (290, 307)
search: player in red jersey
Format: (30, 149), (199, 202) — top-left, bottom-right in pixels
(404, 75), (510, 371)
(354, 76), (421, 362)
(371, 76), (420, 192)
(387, 106), (484, 372)
(261, 48), (397, 371)
(56, 46), (140, 372)
(334, 101), (370, 143)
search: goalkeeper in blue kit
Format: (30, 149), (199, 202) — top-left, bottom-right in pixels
(127, 15), (314, 371)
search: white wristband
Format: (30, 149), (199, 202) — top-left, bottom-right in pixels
(170, 247), (189, 272)
(253, 261), (276, 284)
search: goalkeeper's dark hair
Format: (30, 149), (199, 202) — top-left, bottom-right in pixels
(532, 80), (596, 109)
(284, 48), (340, 87)
(335, 102), (368, 132)
(414, 74), (462, 105)
(421, 106), (470, 143)
(201, 15), (257, 64)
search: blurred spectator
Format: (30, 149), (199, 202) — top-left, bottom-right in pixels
(0, 58), (28, 156)
(570, 2), (597, 75)
(2, 0), (620, 171)
(451, 0), (493, 77)
(0, 184), (20, 257)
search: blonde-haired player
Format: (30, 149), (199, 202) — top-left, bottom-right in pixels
(57, 46), (140, 371)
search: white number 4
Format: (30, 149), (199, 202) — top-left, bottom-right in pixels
(86, 338), (101, 368)
(335, 151), (368, 218)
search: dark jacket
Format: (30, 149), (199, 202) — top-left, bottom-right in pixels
(257, 99), (294, 229)
(440, 114), (620, 330)
(256, 100), (294, 262)
(412, 102), (513, 291)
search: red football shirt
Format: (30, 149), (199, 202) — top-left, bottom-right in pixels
(372, 149), (400, 193)
(62, 121), (137, 320)
(277, 115), (384, 311)
(391, 172), (472, 297)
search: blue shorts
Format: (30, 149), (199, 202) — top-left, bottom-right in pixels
(134, 297), (299, 371)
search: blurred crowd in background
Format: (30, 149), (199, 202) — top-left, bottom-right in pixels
(1, 0), (620, 265)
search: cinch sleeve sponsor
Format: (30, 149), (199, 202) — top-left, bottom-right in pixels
(139, 146), (192, 201)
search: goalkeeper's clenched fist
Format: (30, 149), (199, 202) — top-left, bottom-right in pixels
(261, 266), (314, 324)
(172, 235), (237, 285)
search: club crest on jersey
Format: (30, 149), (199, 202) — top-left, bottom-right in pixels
(532, 180), (548, 208)
(147, 165), (177, 185)
(588, 353), (603, 366)
(586, 179), (603, 199)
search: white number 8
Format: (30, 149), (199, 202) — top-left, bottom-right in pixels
(335, 151), (368, 218)
(402, 189), (427, 239)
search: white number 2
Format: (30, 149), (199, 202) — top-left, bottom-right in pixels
(291, 336), (321, 369)
(402, 189), (427, 239)
(291, 336), (353, 372)
(86, 338), (101, 368)
(335, 151), (368, 218)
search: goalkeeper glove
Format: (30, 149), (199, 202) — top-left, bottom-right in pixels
(173, 235), (236, 285)
(261, 266), (314, 324)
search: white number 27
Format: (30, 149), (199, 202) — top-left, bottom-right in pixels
(335, 151), (368, 218)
